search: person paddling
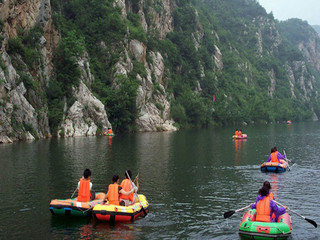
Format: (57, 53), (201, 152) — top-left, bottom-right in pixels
(239, 129), (243, 136)
(103, 174), (137, 206)
(251, 186), (287, 222)
(107, 127), (113, 135)
(77, 168), (95, 202)
(235, 129), (239, 136)
(120, 170), (139, 206)
(266, 147), (288, 167)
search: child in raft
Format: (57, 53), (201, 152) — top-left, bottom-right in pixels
(103, 174), (137, 206)
(120, 170), (139, 206)
(251, 186), (287, 222)
(77, 168), (95, 202)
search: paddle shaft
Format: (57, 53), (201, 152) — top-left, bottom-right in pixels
(71, 187), (78, 198)
(235, 204), (252, 213)
(273, 201), (304, 219)
(283, 150), (291, 171)
(273, 200), (317, 228)
(283, 150), (294, 163)
(224, 204), (252, 218)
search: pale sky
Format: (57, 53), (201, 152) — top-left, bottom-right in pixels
(258, 0), (320, 25)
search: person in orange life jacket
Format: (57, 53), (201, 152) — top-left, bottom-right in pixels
(120, 170), (139, 206)
(256, 181), (276, 220)
(77, 168), (95, 202)
(235, 129), (239, 136)
(238, 129), (242, 136)
(266, 147), (288, 167)
(102, 174), (137, 206)
(107, 127), (113, 135)
(251, 186), (287, 222)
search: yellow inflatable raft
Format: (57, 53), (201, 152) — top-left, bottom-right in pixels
(93, 194), (149, 222)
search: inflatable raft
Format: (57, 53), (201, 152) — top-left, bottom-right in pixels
(49, 192), (106, 217)
(93, 194), (149, 222)
(239, 209), (292, 239)
(233, 134), (247, 139)
(260, 162), (287, 172)
(104, 133), (114, 136)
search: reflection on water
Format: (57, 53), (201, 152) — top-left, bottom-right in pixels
(0, 122), (320, 239)
(270, 173), (279, 199)
(233, 138), (247, 164)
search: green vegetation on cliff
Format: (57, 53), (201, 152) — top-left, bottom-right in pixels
(48, 0), (320, 131)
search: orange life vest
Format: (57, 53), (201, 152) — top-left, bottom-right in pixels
(120, 179), (134, 202)
(77, 178), (91, 202)
(256, 196), (271, 222)
(235, 131), (239, 136)
(238, 131), (242, 136)
(107, 183), (120, 205)
(107, 129), (113, 134)
(269, 192), (274, 200)
(270, 152), (280, 163)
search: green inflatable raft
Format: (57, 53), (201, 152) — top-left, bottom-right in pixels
(239, 209), (292, 239)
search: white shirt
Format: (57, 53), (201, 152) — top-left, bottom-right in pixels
(77, 181), (92, 190)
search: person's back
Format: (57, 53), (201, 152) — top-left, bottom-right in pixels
(256, 194), (272, 222)
(107, 181), (120, 205)
(270, 151), (280, 163)
(120, 170), (139, 206)
(120, 178), (134, 202)
(252, 186), (286, 222)
(104, 174), (136, 206)
(235, 129), (239, 136)
(77, 169), (92, 202)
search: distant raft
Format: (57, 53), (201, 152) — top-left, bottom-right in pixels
(260, 162), (287, 173)
(239, 209), (292, 239)
(49, 192), (106, 217)
(93, 194), (149, 222)
(104, 132), (114, 136)
(233, 134), (247, 139)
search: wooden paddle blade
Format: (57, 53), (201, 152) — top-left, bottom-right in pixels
(306, 218), (317, 228)
(224, 211), (235, 218)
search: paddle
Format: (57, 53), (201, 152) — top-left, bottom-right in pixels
(284, 150), (295, 164)
(274, 200), (317, 228)
(126, 171), (148, 217)
(283, 150), (291, 171)
(224, 204), (252, 219)
(71, 187), (78, 198)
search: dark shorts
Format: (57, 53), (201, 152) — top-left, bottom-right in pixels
(90, 190), (95, 201)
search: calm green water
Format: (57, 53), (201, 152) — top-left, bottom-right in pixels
(0, 122), (320, 239)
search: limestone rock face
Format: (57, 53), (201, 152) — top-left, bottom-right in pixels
(297, 30), (320, 72)
(58, 82), (111, 137)
(0, 0), (111, 142)
(0, 49), (51, 142)
(117, 38), (177, 132)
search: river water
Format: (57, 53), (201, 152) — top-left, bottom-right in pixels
(0, 122), (319, 239)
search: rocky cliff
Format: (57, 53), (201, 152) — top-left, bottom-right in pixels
(1, 0), (320, 143)
(0, 0), (111, 143)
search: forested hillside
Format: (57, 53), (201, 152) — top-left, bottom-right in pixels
(1, 0), (320, 142)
